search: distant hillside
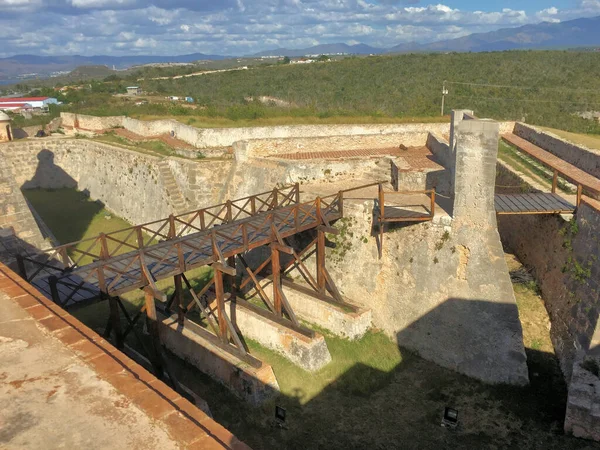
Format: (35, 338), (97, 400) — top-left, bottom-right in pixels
(253, 15), (600, 57)
(387, 16), (600, 53)
(252, 43), (383, 57)
(0, 53), (227, 80)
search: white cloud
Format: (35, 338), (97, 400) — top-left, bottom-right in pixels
(0, 1), (599, 57)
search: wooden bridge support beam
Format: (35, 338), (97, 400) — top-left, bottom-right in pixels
(144, 290), (165, 377)
(316, 228), (326, 294)
(214, 267), (228, 343)
(271, 244), (282, 316)
(173, 274), (184, 326)
(107, 295), (124, 349)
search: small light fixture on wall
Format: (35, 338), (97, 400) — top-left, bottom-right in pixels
(441, 407), (459, 429)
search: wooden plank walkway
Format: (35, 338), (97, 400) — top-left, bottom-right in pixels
(501, 133), (600, 197)
(32, 199), (342, 309)
(495, 193), (575, 215)
(382, 206), (432, 221)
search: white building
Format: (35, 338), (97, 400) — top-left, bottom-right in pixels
(0, 96), (58, 110)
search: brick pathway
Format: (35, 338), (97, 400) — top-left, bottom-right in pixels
(0, 263), (249, 450)
(273, 146), (443, 170)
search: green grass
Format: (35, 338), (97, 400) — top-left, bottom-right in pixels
(248, 328), (402, 403)
(498, 141), (575, 194)
(22, 188), (138, 265)
(135, 114), (450, 129)
(94, 132), (178, 158)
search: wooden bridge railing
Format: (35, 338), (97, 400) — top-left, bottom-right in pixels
(377, 184), (436, 258)
(37, 190), (344, 306)
(21, 184), (301, 282)
(502, 133), (600, 207)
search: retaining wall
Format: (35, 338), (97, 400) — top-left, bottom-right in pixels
(61, 112), (515, 151)
(0, 159), (46, 250)
(0, 139), (231, 229)
(498, 198), (600, 382)
(513, 123), (600, 179)
(239, 131), (438, 158)
(426, 132), (450, 168)
(61, 113), (125, 131)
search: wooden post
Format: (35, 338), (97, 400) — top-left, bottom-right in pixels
(136, 226), (144, 248)
(272, 188), (279, 208)
(294, 183), (300, 203)
(15, 254), (27, 279)
(378, 184), (385, 259)
(168, 214), (176, 239)
(338, 190), (344, 217)
(250, 197), (256, 215)
(227, 255), (237, 305)
(430, 190), (436, 217)
(552, 170), (558, 194)
(214, 268), (227, 342)
(316, 196), (322, 223)
(271, 244), (282, 316)
(317, 228), (326, 294)
(144, 290), (163, 376)
(199, 209), (206, 230)
(99, 233), (109, 260)
(226, 200), (233, 223)
(174, 274), (184, 326)
(577, 184), (583, 207)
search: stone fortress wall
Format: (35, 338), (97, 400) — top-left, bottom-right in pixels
(289, 111), (530, 386)
(514, 122), (600, 178)
(493, 122), (600, 441)
(60, 112), (515, 153)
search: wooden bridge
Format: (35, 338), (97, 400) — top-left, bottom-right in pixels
(15, 182), (438, 373)
(499, 133), (600, 215)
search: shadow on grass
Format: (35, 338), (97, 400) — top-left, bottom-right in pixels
(20, 149), (105, 246)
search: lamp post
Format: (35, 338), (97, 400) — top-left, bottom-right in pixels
(441, 81), (449, 116)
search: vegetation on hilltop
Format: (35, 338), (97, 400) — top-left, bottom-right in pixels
(8, 51), (600, 134)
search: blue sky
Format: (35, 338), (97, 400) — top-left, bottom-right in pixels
(0, 1), (599, 57)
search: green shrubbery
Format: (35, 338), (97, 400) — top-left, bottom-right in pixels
(51, 51), (600, 134)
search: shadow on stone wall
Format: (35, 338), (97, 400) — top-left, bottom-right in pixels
(22, 149), (77, 190)
(396, 298), (529, 386)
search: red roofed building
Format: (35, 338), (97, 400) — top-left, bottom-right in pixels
(0, 96), (58, 109)
(0, 102), (33, 111)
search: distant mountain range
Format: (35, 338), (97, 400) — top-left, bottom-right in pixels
(252, 43), (384, 57)
(253, 15), (600, 56)
(2, 15), (600, 81)
(0, 53), (226, 80)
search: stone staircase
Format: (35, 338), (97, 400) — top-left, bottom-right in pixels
(156, 160), (188, 215)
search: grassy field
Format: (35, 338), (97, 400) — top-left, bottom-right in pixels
(93, 132), (179, 158)
(51, 51), (600, 135)
(498, 141), (575, 194)
(23, 188), (136, 265)
(541, 126), (600, 152)
(134, 114), (450, 128)
(169, 277), (582, 450)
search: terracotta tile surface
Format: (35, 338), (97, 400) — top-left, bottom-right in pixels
(271, 145), (444, 171)
(0, 262), (248, 449)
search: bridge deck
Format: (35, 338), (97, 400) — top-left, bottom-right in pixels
(501, 133), (600, 198)
(495, 193), (575, 215)
(32, 200), (341, 308)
